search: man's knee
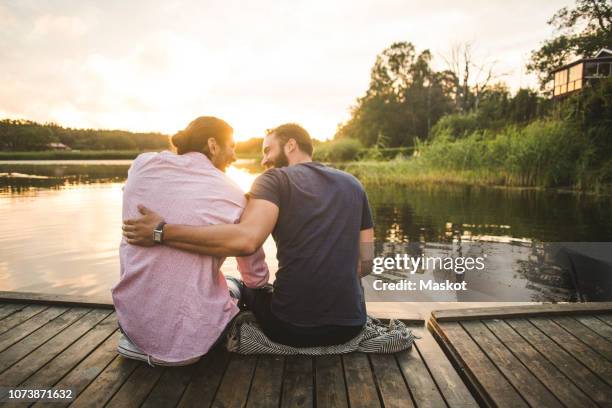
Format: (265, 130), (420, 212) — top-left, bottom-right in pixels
(241, 284), (273, 311)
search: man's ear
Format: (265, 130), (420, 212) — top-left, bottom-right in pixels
(207, 137), (217, 156)
(285, 138), (297, 154)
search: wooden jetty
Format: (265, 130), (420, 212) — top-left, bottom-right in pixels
(1, 290), (610, 407)
(0, 291), (478, 407)
(429, 302), (612, 407)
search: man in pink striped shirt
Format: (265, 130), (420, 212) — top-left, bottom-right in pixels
(112, 116), (269, 366)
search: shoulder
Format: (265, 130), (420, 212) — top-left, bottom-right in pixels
(318, 163), (366, 192)
(128, 151), (159, 174)
(220, 171), (246, 196)
(253, 168), (284, 185)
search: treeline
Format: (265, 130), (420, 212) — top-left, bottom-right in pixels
(333, 43), (554, 148)
(0, 119), (171, 151)
(324, 0), (612, 191)
(235, 137), (264, 155)
(334, 0), (610, 149)
(0, 121), (277, 156)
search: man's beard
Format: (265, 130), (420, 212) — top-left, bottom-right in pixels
(273, 149), (289, 168)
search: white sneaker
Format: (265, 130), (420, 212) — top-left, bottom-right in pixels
(117, 334), (200, 367)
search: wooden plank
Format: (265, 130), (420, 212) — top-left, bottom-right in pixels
(506, 318), (612, 407)
(246, 355), (284, 408)
(177, 347), (230, 408)
(105, 363), (165, 407)
(552, 316), (612, 361)
(31, 330), (122, 408)
(0, 305), (47, 335)
(483, 319), (596, 408)
(369, 353), (413, 408)
(19, 313), (118, 389)
(0, 304), (28, 320)
(412, 327), (478, 407)
(69, 356), (139, 408)
(395, 347), (447, 407)
(429, 320), (528, 407)
(577, 315), (612, 340)
(597, 313), (612, 326)
(315, 355), (349, 408)
(0, 308), (112, 390)
(0, 306), (68, 353)
(0, 307), (89, 373)
(0, 291), (113, 309)
(280, 356), (314, 408)
(461, 320), (562, 407)
(529, 317), (612, 386)
(213, 353), (257, 407)
(141, 364), (196, 408)
(342, 353), (381, 408)
(432, 302), (612, 322)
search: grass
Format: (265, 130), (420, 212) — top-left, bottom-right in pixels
(340, 160), (610, 195)
(337, 120), (612, 194)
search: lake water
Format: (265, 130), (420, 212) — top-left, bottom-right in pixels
(1, 159), (611, 302)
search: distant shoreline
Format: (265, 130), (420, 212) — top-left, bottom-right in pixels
(0, 150), (261, 161)
(2, 151), (610, 195)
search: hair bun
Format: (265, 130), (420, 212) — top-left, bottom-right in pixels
(172, 116), (233, 156)
(171, 130), (188, 154)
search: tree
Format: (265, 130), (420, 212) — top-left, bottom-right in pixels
(441, 42), (509, 112)
(527, 0), (612, 90)
(336, 42), (455, 147)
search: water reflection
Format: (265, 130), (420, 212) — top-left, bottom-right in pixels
(367, 184), (612, 242)
(364, 241), (585, 303)
(0, 159), (611, 300)
(0, 183), (124, 297)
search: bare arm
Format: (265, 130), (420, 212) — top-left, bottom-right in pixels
(123, 199), (279, 257)
(357, 228), (375, 278)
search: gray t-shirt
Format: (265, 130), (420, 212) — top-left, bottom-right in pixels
(248, 162), (373, 326)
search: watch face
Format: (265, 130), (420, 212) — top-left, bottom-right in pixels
(154, 231), (162, 242)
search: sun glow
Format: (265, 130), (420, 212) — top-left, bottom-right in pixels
(225, 162), (259, 192)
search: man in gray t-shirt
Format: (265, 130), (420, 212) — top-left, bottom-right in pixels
(123, 123), (375, 347)
(248, 160), (372, 328)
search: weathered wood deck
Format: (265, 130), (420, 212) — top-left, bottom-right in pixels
(428, 302), (612, 408)
(0, 292), (478, 407)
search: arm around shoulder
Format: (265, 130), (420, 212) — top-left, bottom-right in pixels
(162, 198), (279, 257)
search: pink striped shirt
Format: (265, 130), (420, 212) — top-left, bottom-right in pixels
(112, 151), (269, 363)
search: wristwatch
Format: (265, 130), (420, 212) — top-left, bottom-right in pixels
(153, 221), (167, 244)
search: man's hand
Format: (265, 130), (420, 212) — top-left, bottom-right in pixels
(358, 228), (375, 278)
(122, 205), (164, 246)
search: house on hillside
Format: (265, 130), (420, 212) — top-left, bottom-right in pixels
(552, 48), (612, 98)
(46, 142), (71, 150)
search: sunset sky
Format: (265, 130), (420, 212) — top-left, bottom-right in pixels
(0, 1), (572, 141)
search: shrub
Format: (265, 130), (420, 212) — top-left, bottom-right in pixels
(419, 119), (588, 187)
(313, 138), (362, 162)
(430, 113), (479, 140)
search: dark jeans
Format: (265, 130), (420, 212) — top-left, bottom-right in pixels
(235, 281), (363, 347)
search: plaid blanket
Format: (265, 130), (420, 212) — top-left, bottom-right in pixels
(225, 312), (417, 355)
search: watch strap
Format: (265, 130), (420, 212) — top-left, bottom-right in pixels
(153, 221), (167, 244)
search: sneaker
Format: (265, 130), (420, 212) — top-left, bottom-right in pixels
(117, 334), (200, 367)
(225, 276), (244, 301)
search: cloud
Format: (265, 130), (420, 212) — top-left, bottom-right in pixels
(31, 15), (89, 37)
(0, 0), (574, 139)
